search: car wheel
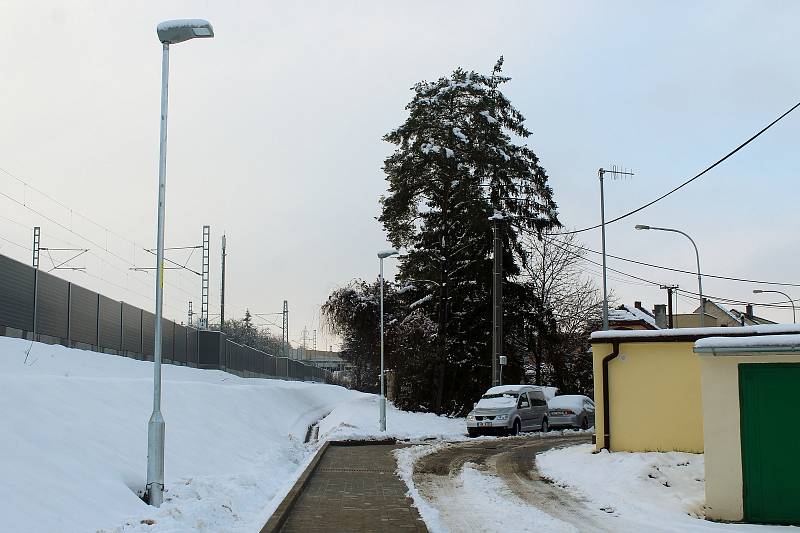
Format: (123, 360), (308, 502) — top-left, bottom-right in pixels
(511, 419), (521, 436)
(541, 419), (549, 433)
(581, 417), (589, 430)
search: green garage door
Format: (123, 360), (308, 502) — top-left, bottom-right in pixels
(739, 363), (800, 525)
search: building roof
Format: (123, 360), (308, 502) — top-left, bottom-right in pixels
(695, 300), (776, 326)
(608, 304), (659, 329)
(694, 333), (800, 353)
(592, 323), (800, 343)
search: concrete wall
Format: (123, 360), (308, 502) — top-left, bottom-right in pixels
(698, 353), (800, 522)
(592, 341), (704, 453)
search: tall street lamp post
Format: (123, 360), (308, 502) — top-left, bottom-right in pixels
(753, 289), (796, 324)
(635, 224), (704, 327)
(377, 249), (399, 432)
(146, 19), (214, 508)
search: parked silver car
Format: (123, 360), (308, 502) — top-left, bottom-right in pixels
(466, 385), (550, 437)
(547, 394), (595, 430)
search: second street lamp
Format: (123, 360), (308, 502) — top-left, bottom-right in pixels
(377, 249), (399, 432)
(146, 19), (214, 508)
(753, 289), (796, 324)
(635, 224), (705, 327)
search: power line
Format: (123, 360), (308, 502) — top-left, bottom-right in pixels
(0, 232), (31, 252)
(540, 236), (796, 311)
(537, 100), (800, 236)
(0, 192), (197, 301)
(552, 237), (800, 288)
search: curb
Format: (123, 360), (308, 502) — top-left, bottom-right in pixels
(260, 440), (330, 533)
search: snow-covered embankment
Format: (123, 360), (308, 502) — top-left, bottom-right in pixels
(0, 337), (463, 532)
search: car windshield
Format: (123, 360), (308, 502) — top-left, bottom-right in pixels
(475, 392), (519, 409)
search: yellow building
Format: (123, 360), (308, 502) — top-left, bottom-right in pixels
(590, 324), (800, 454)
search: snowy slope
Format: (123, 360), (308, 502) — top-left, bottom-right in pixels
(0, 337), (464, 532)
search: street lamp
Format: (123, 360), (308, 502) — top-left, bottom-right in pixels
(146, 19), (214, 508)
(753, 289), (796, 324)
(635, 224), (705, 327)
(378, 249), (399, 432)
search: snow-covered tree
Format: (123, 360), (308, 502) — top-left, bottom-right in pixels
(379, 58), (560, 413)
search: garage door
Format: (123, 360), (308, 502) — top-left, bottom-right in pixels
(739, 363), (800, 525)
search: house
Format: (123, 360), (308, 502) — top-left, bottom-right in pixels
(608, 302), (659, 330)
(694, 300), (775, 327)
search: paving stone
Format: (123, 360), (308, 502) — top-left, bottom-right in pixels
(280, 443), (428, 533)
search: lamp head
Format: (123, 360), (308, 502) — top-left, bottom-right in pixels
(378, 249), (399, 259)
(157, 19), (214, 44)
(635, 224), (651, 230)
(752, 289), (764, 294)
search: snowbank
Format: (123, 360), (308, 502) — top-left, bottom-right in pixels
(318, 395), (466, 442)
(537, 444), (795, 532)
(0, 337), (462, 532)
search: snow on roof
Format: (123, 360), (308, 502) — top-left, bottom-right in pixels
(548, 395), (589, 410)
(608, 304), (658, 328)
(592, 323), (800, 341)
(694, 333), (800, 352)
(485, 385), (530, 394)
(484, 384), (558, 399)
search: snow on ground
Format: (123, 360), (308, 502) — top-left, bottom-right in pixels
(396, 443), (576, 533)
(395, 444), (450, 533)
(318, 395), (466, 442)
(537, 444), (798, 532)
(0, 337), (463, 533)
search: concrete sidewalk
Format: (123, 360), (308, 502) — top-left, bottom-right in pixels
(277, 442), (427, 532)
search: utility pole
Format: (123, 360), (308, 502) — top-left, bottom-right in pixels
(33, 227), (40, 340)
(313, 329), (317, 353)
(598, 166), (635, 330)
(282, 300), (289, 358)
(491, 212), (503, 387)
(200, 225), (210, 329)
(660, 284), (678, 328)
(219, 234), (226, 332)
(301, 327), (309, 360)
(188, 301), (193, 327)
(32, 227), (41, 269)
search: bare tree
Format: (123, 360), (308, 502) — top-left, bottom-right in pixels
(516, 232), (604, 394)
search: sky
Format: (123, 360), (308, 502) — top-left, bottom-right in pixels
(0, 1), (798, 350)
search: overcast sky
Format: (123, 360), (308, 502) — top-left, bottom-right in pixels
(1, 1), (798, 348)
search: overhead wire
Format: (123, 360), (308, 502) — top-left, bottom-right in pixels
(536, 235), (796, 310)
(550, 237), (800, 288)
(514, 100), (800, 235)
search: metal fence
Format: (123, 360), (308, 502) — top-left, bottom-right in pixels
(0, 252), (328, 382)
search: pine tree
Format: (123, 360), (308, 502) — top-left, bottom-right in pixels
(379, 58), (560, 413)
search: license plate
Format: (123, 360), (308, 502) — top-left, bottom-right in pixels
(477, 422), (492, 427)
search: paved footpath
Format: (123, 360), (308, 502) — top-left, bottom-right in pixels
(278, 443), (427, 533)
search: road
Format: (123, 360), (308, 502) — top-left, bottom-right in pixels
(412, 434), (611, 532)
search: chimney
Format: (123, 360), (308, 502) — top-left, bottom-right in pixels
(746, 304), (754, 319)
(634, 301), (643, 311)
(654, 304), (667, 329)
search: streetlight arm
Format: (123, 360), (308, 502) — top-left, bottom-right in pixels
(753, 289), (796, 323)
(638, 225), (704, 326)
